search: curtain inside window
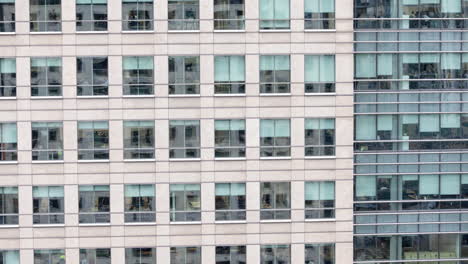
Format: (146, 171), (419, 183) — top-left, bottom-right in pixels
(305, 182), (319, 200)
(319, 118), (335, 129)
(402, 0), (418, 5)
(0, 0), (15, 3)
(216, 183), (230, 195)
(275, 55), (290, 71)
(320, 0), (334, 12)
(49, 186), (64, 197)
(95, 185), (110, 191)
(319, 182), (334, 200)
(320, 56), (335, 82)
(185, 184), (200, 191)
(0, 123), (16, 143)
(93, 121), (109, 129)
(275, 120), (290, 137)
(377, 115), (393, 131)
(0, 58), (15, 73)
(420, 54), (439, 63)
(355, 176), (376, 197)
(305, 119), (320, 130)
(419, 175), (439, 195)
(261, 120), (275, 137)
(378, 54), (393, 76)
(215, 120), (230, 131)
(123, 57), (139, 70)
(420, 0), (439, 3)
(231, 183), (245, 196)
(138, 57), (154, 70)
(260, 0), (274, 25)
(274, 0), (290, 27)
(47, 58), (62, 67)
(462, 175), (468, 184)
(4, 251), (19, 264)
(31, 58), (48, 67)
(230, 120), (245, 131)
(441, 174), (460, 195)
(355, 54), (376, 78)
(125, 185), (140, 197)
(305, 56), (320, 83)
(3, 187), (17, 194)
(140, 185), (154, 196)
(260, 56), (275, 71)
(441, 114), (461, 128)
(124, 121), (154, 128)
(170, 184), (185, 191)
(355, 115), (376, 140)
(77, 0), (107, 3)
(79, 185), (94, 192)
(230, 56), (245, 82)
(441, 53), (461, 70)
(304, 0), (319, 12)
(33, 186), (49, 198)
(78, 122), (94, 129)
(419, 114), (440, 132)
(215, 56), (229, 82)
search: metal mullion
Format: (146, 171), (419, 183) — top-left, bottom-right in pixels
(91, 58), (96, 95)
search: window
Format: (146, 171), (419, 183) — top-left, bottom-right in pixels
(214, 56), (245, 94)
(216, 246), (246, 264)
(260, 182), (291, 220)
(30, 0), (61, 32)
(215, 119), (245, 158)
(123, 56), (154, 95)
(32, 186), (64, 224)
(79, 185), (110, 224)
(170, 247), (201, 264)
(305, 55), (335, 93)
(0, 0), (14, 32)
(122, 0), (153, 31)
(169, 120), (200, 159)
(76, 0), (107, 31)
(77, 121), (109, 160)
(0, 58), (16, 97)
(214, 0), (244, 30)
(305, 181), (335, 219)
(168, 0), (199, 30)
(168, 56), (200, 95)
(261, 245), (291, 264)
(260, 55), (290, 94)
(170, 184), (201, 222)
(305, 244), (335, 264)
(304, 0), (335, 29)
(77, 57), (108, 96)
(215, 183), (246, 221)
(259, 0), (290, 29)
(0, 187), (18, 225)
(125, 184), (155, 223)
(80, 248), (111, 264)
(0, 123), (17, 161)
(32, 122), (63, 161)
(34, 249), (65, 264)
(31, 57), (62, 97)
(0, 250), (19, 264)
(260, 119), (291, 157)
(123, 121), (154, 159)
(305, 118), (335, 156)
(125, 248), (156, 264)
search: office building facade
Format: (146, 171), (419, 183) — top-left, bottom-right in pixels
(0, 0), (354, 263)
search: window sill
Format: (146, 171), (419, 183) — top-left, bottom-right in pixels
(0, 161), (18, 165)
(214, 94), (246, 97)
(123, 159), (156, 162)
(259, 93), (291, 97)
(304, 156), (336, 160)
(169, 158), (201, 162)
(121, 30), (155, 34)
(168, 30), (200, 33)
(32, 160), (64, 164)
(260, 219), (292, 223)
(77, 159), (110, 163)
(76, 31), (108, 34)
(33, 224), (65, 228)
(0, 225), (19, 228)
(259, 29), (291, 33)
(124, 222), (156, 226)
(168, 94), (201, 98)
(305, 92), (336, 96)
(170, 221), (202, 225)
(260, 157), (292, 160)
(215, 157), (246, 161)
(77, 95), (109, 99)
(305, 218), (336, 222)
(78, 223), (111, 227)
(122, 95), (155, 98)
(30, 31), (62, 35)
(304, 29), (337, 32)
(31, 96), (63, 100)
(0, 96), (16, 100)
(0, 32), (15, 35)
(215, 220), (247, 224)
(214, 30), (246, 33)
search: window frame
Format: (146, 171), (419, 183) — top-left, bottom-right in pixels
(304, 0), (336, 29)
(305, 181), (336, 219)
(213, 0), (245, 30)
(259, 0), (290, 30)
(305, 118), (336, 156)
(214, 119), (246, 158)
(78, 185), (110, 224)
(169, 120), (201, 159)
(77, 56), (109, 96)
(79, 248), (111, 264)
(305, 243), (335, 264)
(304, 55), (336, 93)
(124, 184), (156, 223)
(214, 55), (246, 94)
(0, 0), (15, 32)
(125, 248), (156, 264)
(122, 0), (154, 31)
(168, 0), (200, 31)
(0, 58), (16, 97)
(0, 122), (17, 162)
(260, 119), (291, 157)
(76, 0), (108, 31)
(260, 182), (291, 220)
(168, 56), (200, 95)
(260, 244), (291, 264)
(123, 56), (154, 96)
(215, 245), (247, 264)
(77, 121), (109, 160)
(215, 183), (246, 221)
(170, 246), (202, 264)
(31, 122), (63, 161)
(123, 120), (155, 159)
(32, 186), (65, 225)
(259, 55), (291, 94)
(0, 250), (19, 264)
(29, 0), (62, 32)
(170, 184), (201, 222)
(30, 57), (62, 97)
(0, 187), (18, 225)
(33, 249), (65, 264)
